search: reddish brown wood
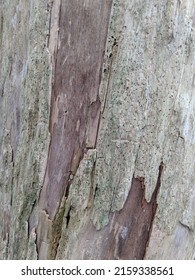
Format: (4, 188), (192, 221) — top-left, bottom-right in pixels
(35, 0), (113, 257)
(101, 163), (163, 259)
(68, 163), (163, 259)
(39, 0), (113, 219)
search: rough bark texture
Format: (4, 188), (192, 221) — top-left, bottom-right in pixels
(1, 0), (195, 260)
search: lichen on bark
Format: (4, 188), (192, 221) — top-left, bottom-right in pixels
(1, 0), (195, 260)
(0, 0), (51, 259)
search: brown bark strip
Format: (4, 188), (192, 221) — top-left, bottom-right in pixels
(69, 162), (164, 259)
(101, 162), (164, 259)
(35, 0), (113, 259)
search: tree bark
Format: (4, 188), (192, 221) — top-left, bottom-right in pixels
(0, 0), (195, 260)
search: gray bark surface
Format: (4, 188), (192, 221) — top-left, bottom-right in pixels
(0, 0), (195, 260)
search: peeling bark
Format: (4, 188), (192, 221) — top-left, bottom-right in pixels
(97, 162), (164, 259)
(55, 162), (163, 259)
(35, 0), (113, 259)
(1, 0), (195, 260)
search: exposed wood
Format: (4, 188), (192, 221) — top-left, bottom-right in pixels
(0, 0), (195, 260)
(35, 0), (113, 259)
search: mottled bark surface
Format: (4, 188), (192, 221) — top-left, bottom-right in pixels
(1, 0), (195, 260)
(0, 0), (51, 259)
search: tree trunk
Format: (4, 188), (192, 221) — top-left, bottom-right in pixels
(0, 0), (195, 260)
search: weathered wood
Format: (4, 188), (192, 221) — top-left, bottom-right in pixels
(34, 0), (113, 259)
(0, 0), (51, 259)
(1, 0), (195, 260)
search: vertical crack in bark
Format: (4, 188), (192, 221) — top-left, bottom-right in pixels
(27, 199), (37, 237)
(49, 175), (74, 259)
(65, 206), (71, 228)
(142, 161), (164, 258)
(86, 156), (97, 209)
(34, 228), (39, 260)
(101, 38), (118, 115)
(50, 197), (66, 259)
